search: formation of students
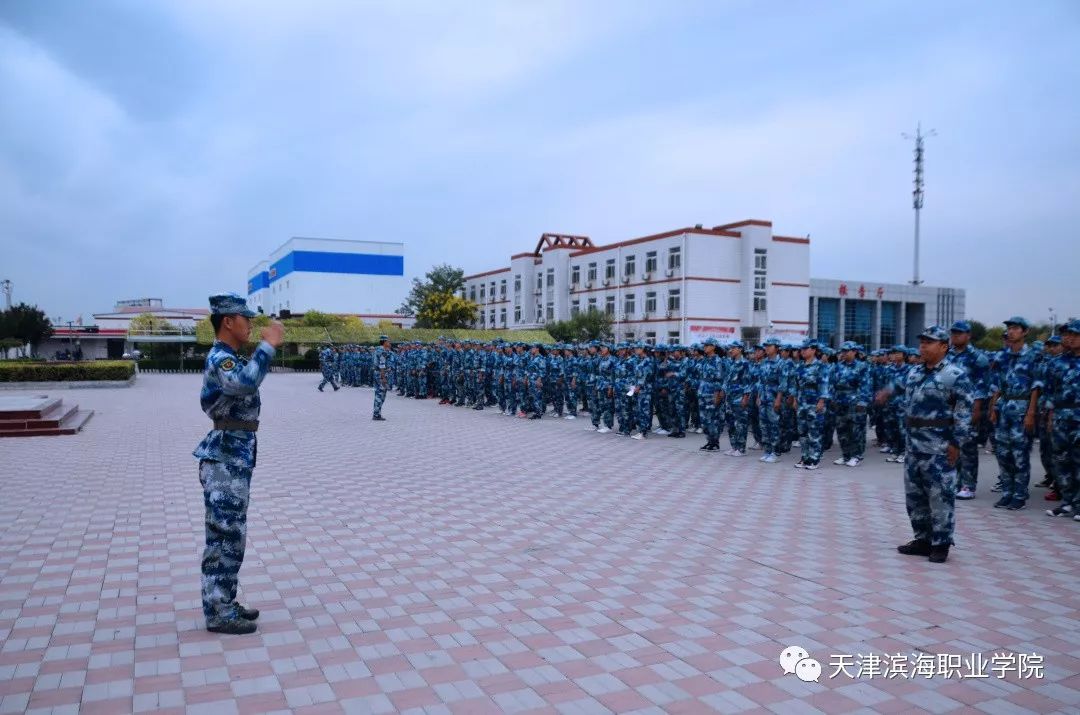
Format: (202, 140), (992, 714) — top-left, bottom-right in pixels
(313, 318), (1079, 519)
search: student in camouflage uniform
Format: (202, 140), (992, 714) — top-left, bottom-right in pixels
(830, 341), (871, 467)
(723, 340), (753, 456)
(790, 340), (830, 469)
(317, 344), (339, 392)
(372, 335), (392, 421)
(697, 339), (725, 451)
(1045, 320), (1080, 520)
(193, 293), (284, 635)
(948, 321), (991, 499)
(755, 337), (787, 462)
(885, 326), (974, 564)
(630, 343), (654, 440)
(989, 316), (1041, 510)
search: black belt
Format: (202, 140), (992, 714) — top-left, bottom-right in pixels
(1003, 394), (1030, 401)
(214, 419), (259, 431)
(1053, 403), (1080, 410)
(906, 417), (952, 428)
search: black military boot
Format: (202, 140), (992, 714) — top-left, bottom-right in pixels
(372, 415), (386, 421)
(897, 539), (932, 557)
(928, 545), (950, 563)
(237, 604), (260, 620)
(207, 619), (257, 635)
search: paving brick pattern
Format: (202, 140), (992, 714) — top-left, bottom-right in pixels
(1, 374), (1078, 714)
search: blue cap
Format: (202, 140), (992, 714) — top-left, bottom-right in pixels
(378, 335), (390, 342)
(1047, 335), (1062, 345)
(800, 339), (817, 350)
(1032, 340), (1045, 351)
(762, 337), (782, 347)
(951, 320), (972, 333)
(839, 340), (859, 351)
(209, 292), (256, 317)
(1062, 319), (1080, 334)
(704, 337), (719, 347)
(728, 340), (745, 350)
(889, 344), (907, 353)
(918, 325), (950, 342)
(1004, 316), (1030, 329)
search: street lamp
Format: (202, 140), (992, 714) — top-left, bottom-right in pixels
(1049, 308), (1057, 336)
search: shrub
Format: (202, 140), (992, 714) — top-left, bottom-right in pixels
(0, 360), (136, 382)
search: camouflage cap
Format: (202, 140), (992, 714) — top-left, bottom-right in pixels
(703, 337), (720, 347)
(209, 292), (257, 317)
(839, 340), (859, 351)
(951, 320), (972, 333)
(378, 335), (390, 343)
(728, 340), (745, 350)
(1061, 319), (1080, 334)
(1003, 315), (1030, 329)
(762, 337), (782, 347)
(918, 325), (950, 343)
(1031, 340), (1045, 351)
(1047, 335), (1062, 345)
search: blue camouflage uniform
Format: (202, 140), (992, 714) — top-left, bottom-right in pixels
(192, 293), (273, 629)
(373, 339), (391, 418)
(317, 346), (339, 392)
(990, 317), (1042, 505)
(592, 349), (616, 430)
(632, 347), (655, 436)
(791, 343), (831, 466)
(755, 340), (788, 457)
(831, 342), (871, 462)
(947, 321), (991, 492)
(1045, 321), (1080, 514)
(723, 342), (753, 452)
(891, 326), (975, 548)
(696, 342), (725, 448)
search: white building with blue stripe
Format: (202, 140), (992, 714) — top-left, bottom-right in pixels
(247, 237), (408, 322)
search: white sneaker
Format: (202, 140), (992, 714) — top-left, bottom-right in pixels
(762, 454), (779, 463)
(1073, 513), (1080, 522)
(895, 453), (906, 464)
(803, 463), (820, 470)
(750, 441), (762, 450)
(564, 414), (576, 420)
(833, 457), (848, 465)
(730, 449), (746, 457)
(956, 487), (975, 500)
(846, 457), (862, 467)
(631, 433), (644, 440)
(655, 428), (670, 435)
(759, 454), (770, 462)
(597, 426), (611, 434)
(695, 427), (704, 434)
(586, 425), (598, 431)
(879, 446), (893, 453)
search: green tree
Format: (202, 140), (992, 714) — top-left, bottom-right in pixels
(415, 291), (478, 329)
(546, 309), (614, 342)
(301, 310), (341, 328)
(0, 303), (53, 356)
(969, 320), (987, 345)
(976, 326), (1005, 352)
(128, 312), (179, 333)
(398, 264), (467, 318)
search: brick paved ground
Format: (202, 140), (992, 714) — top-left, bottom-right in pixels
(1, 373), (1078, 714)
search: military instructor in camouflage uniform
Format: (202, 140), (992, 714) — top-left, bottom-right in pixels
(193, 293), (284, 634)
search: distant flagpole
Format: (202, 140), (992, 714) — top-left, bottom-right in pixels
(902, 123), (936, 286)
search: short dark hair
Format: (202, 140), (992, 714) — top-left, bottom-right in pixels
(210, 314), (225, 334)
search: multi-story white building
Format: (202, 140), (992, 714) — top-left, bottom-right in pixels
(247, 237), (410, 324)
(809, 279), (965, 350)
(462, 220), (811, 344)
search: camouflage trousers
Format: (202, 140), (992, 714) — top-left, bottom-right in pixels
(634, 390), (653, 434)
(592, 384), (614, 428)
(759, 399), (781, 454)
(1038, 409), (1056, 482)
(822, 402), (836, 451)
(373, 384), (386, 417)
(796, 403), (825, 465)
(994, 400), (1033, 501)
(528, 379), (544, 416)
(748, 399), (761, 446)
(318, 369), (339, 391)
(615, 384), (634, 434)
(779, 404), (797, 453)
(904, 452), (957, 547)
(563, 382), (577, 416)
(1052, 411), (1080, 509)
(835, 403), (867, 460)
(673, 387), (688, 432)
(698, 393), (722, 443)
(726, 399), (749, 451)
(199, 460), (251, 626)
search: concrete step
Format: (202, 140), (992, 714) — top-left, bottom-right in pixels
(0, 395), (62, 420)
(0, 407), (93, 437)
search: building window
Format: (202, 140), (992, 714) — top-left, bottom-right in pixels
(546, 302), (554, 320)
(479, 313), (485, 327)
(490, 309), (496, 327)
(514, 275), (521, 293)
(668, 289), (681, 312)
(880, 302), (898, 346)
(490, 282), (496, 300)
(645, 291), (657, 313)
(645, 251), (657, 274)
(605, 259), (615, 281)
(605, 295), (615, 315)
(587, 297), (597, 312)
(535, 303), (542, 320)
(546, 268), (554, 287)
(470, 287), (476, 302)
(571, 299), (580, 316)
(844, 300), (874, 347)
(753, 248), (767, 313)
(500, 308), (507, 327)
(536, 274), (542, 291)
(816, 297), (839, 347)
(668, 331), (680, 342)
(480, 284), (485, 300)
(500, 279), (506, 298)
(625, 331), (635, 341)
(514, 305), (521, 323)
(571, 265), (580, 285)
(624, 255), (635, 276)
(624, 293), (635, 316)
(645, 331), (656, 345)
(668, 246), (681, 270)
(587, 262), (597, 282)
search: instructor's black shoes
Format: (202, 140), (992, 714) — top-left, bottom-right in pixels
(928, 545), (950, 563)
(207, 619), (257, 635)
(897, 539), (932, 557)
(237, 604), (260, 621)
(372, 415), (386, 421)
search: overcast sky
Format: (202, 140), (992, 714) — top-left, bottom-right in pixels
(2, 0), (1078, 325)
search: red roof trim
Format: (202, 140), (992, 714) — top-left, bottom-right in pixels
(510, 253), (534, 260)
(712, 219), (772, 230)
(569, 228), (740, 258)
(773, 235), (810, 244)
(771, 281), (810, 287)
(463, 267), (511, 281)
